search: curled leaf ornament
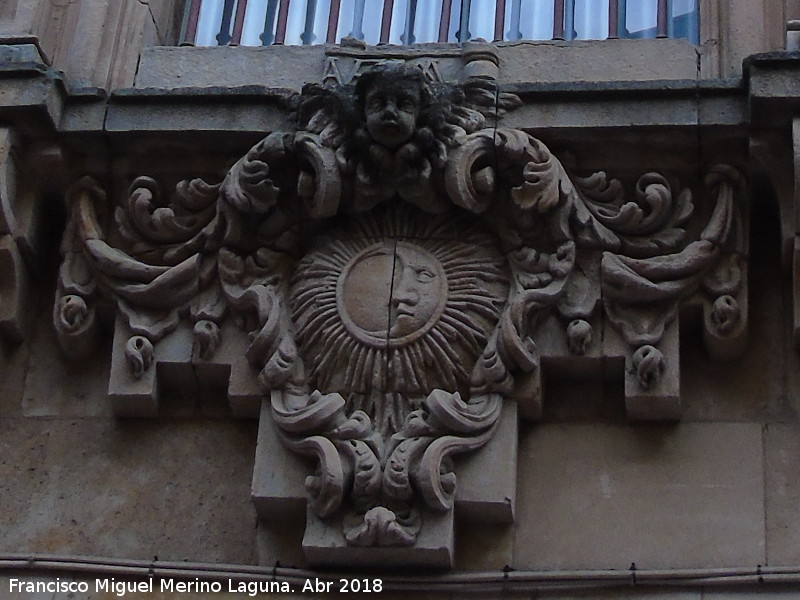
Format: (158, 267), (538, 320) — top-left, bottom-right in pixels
(125, 336), (154, 379)
(632, 345), (665, 390)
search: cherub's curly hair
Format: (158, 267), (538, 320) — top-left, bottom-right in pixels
(297, 63), (489, 179)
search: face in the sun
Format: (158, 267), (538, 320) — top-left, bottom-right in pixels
(389, 244), (443, 338)
(364, 84), (422, 149)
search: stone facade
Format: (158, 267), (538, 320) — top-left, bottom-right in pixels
(2, 0), (800, 598)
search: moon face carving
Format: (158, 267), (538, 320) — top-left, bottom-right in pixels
(339, 242), (447, 348)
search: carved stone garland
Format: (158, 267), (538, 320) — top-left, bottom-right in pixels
(54, 64), (747, 567)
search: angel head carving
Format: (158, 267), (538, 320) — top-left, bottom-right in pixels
(297, 63), (495, 207)
(356, 65), (429, 150)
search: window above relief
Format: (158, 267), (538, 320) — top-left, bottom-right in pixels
(180, 0), (699, 48)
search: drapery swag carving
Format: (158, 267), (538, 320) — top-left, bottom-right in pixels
(54, 63), (747, 563)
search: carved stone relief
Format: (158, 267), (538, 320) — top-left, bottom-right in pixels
(54, 57), (748, 567)
(0, 127), (46, 345)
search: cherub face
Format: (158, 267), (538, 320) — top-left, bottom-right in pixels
(364, 84), (422, 149)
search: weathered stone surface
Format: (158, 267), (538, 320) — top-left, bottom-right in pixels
(497, 39), (699, 84)
(682, 203), (787, 423)
(23, 294), (111, 418)
(0, 418), (258, 562)
(135, 39), (700, 92)
(0, 334), (28, 416)
(455, 400), (517, 523)
(0, 236), (28, 343)
(255, 512), (308, 569)
(765, 423), (800, 565)
(453, 519), (514, 571)
(135, 45), (328, 89)
(105, 101), (292, 135)
(505, 97), (699, 132)
(514, 423), (765, 570)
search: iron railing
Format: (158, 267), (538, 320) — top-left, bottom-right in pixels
(180, 0), (699, 48)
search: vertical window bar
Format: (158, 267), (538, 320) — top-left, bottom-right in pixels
(181, 0), (202, 45)
(666, 0), (674, 38)
(656, 0), (668, 37)
(231, 0), (249, 44)
(685, 0), (699, 44)
(438, 0), (453, 41)
(608, 0), (619, 39)
(216, 0), (237, 44)
(301, 0), (319, 44)
(275, 0), (291, 43)
(553, 0), (565, 39)
(494, 0), (505, 41)
(563, 0), (575, 40)
(617, 0), (627, 37)
(507, 0), (521, 40)
(380, 0), (395, 43)
(457, 0), (472, 42)
(401, 0), (418, 44)
(260, 0), (280, 44)
(327, 0), (342, 43)
(351, 0), (366, 39)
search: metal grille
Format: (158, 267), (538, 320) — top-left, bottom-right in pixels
(180, 0), (699, 47)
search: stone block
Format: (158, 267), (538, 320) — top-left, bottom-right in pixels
(0, 328), (28, 416)
(255, 512), (308, 569)
(108, 316), (159, 417)
(135, 45), (328, 90)
(682, 243), (786, 423)
(453, 519), (514, 571)
(60, 100), (107, 133)
(513, 423), (765, 570)
(511, 369), (543, 420)
(196, 322), (262, 418)
(107, 317), (264, 418)
(0, 43), (43, 65)
(105, 102), (292, 136)
(622, 325), (681, 421)
(765, 423), (800, 566)
(251, 397), (311, 519)
(22, 292), (111, 418)
(454, 399), (517, 523)
(0, 417), (258, 563)
(506, 98), (699, 132)
(602, 321), (680, 421)
(496, 39), (699, 84)
(698, 95), (748, 128)
(302, 504), (454, 568)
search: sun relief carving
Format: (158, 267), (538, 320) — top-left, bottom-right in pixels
(283, 206), (508, 547)
(53, 59), (748, 567)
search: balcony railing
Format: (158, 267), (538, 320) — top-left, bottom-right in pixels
(180, 0), (699, 48)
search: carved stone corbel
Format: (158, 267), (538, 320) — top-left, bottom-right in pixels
(54, 63), (749, 568)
